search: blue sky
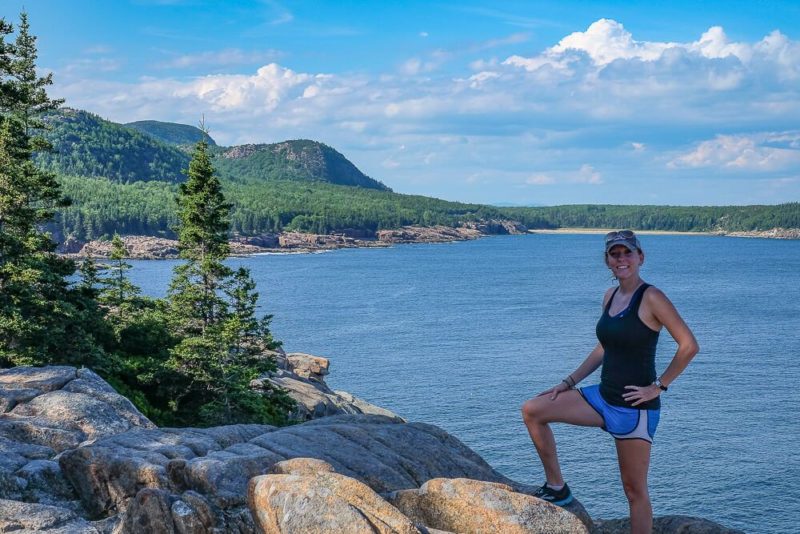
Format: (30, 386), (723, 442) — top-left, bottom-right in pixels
(4, 1), (800, 206)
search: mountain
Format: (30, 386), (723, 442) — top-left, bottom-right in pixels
(214, 140), (391, 191)
(125, 120), (217, 147)
(37, 109), (389, 191)
(36, 108), (799, 242)
(37, 109), (190, 183)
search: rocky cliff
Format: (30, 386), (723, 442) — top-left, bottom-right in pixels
(0, 365), (742, 533)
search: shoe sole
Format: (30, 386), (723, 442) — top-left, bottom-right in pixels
(543, 495), (574, 506)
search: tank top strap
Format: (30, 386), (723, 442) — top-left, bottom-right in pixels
(604, 287), (620, 313)
(629, 283), (651, 314)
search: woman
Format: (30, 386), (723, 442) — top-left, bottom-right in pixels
(521, 230), (699, 534)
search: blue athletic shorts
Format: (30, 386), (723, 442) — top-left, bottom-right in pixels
(579, 384), (660, 443)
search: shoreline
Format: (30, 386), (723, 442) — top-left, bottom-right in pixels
(530, 227), (800, 239)
(528, 228), (716, 236)
(61, 225), (800, 260)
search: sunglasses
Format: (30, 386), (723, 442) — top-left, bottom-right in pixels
(605, 230), (635, 243)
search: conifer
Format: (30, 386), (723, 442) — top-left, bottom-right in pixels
(166, 130), (292, 425)
(0, 13), (105, 367)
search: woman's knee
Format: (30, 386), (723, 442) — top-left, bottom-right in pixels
(621, 478), (649, 504)
(521, 398), (543, 423)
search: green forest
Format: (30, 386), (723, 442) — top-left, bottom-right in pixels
(30, 102), (800, 241)
(500, 203), (800, 233)
(53, 173), (800, 240)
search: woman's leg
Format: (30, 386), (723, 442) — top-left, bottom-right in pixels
(615, 439), (653, 534)
(521, 390), (603, 485)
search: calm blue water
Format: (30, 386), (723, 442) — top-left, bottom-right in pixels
(127, 234), (800, 533)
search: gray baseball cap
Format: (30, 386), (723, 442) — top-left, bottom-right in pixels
(604, 230), (642, 253)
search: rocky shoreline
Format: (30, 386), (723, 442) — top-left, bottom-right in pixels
(60, 223), (800, 260)
(722, 227), (800, 239)
(59, 220), (529, 260)
(1, 360), (744, 533)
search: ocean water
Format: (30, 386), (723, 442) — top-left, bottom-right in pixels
(127, 234), (800, 533)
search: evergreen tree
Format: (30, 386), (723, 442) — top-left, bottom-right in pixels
(168, 133), (232, 335)
(166, 132), (291, 425)
(100, 233), (140, 321)
(77, 257), (100, 298)
(0, 13), (106, 367)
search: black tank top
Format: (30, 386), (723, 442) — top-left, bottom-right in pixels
(596, 283), (660, 410)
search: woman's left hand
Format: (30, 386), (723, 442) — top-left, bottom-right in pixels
(622, 384), (661, 406)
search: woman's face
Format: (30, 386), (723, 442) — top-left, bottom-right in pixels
(605, 244), (644, 280)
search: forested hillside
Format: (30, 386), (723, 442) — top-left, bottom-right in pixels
(37, 109), (389, 190)
(126, 120), (217, 146)
(213, 140), (390, 191)
(34, 109), (800, 241)
(36, 109), (190, 182)
(54, 175), (500, 240)
(54, 174), (800, 241)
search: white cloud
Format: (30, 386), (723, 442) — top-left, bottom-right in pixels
(524, 165), (603, 186)
(670, 132), (800, 171)
(62, 57), (122, 73)
(526, 174), (555, 185)
(399, 49), (451, 75)
(577, 164), (603, 184)
(84, 45), (113, 54)
(161, 48), (282, 69)
(502, 18), (800, 88)
(553, 19), (674, 64)
(263, 0), (293, 25)
(52, 18), (800, 205)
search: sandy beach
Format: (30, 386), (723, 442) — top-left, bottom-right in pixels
(528, 228), (716, 236)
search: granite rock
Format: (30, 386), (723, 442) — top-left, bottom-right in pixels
(387, 477), (588, 534)
(249, 464), (421, 533)
(0, 366), (154, 509)
(591, 515), (745, 534)
(260, 352), (401, 421)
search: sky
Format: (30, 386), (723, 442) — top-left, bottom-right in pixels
(3, 0), (800, 206)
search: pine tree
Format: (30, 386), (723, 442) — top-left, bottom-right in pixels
(168, 132), (232, 335)
(0, 13), (106, 367)
(77, 257), (100, 298)
(99, 233), (140, 321)
(166, 131), (292, 425)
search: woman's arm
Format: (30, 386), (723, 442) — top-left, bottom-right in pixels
(539, 287), (615, 400)
(538, 343), (605, 400)
(624, 287), (700, 406)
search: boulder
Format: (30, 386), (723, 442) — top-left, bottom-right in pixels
(113, 488), (220, 534)
(60, 415), (516, 531)
(387, 478), (588, 534)
(231, 234), (280, 248)
(268, 457), (336, 476)
(76, 236), (179, 259)
(1, 365), (744, 534)
(278, 231), (356, 249)
(260, 352), (402, 421)
(592, 515), (745, 534)
(376, 225), (482, 244)
(249, 461), (421, 534)
(0, 366), (154, 508)
(0, 498), (100, 533)
(286, 352), (330, 381)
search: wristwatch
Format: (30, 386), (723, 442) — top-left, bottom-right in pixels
(654, 378), (668, 392)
